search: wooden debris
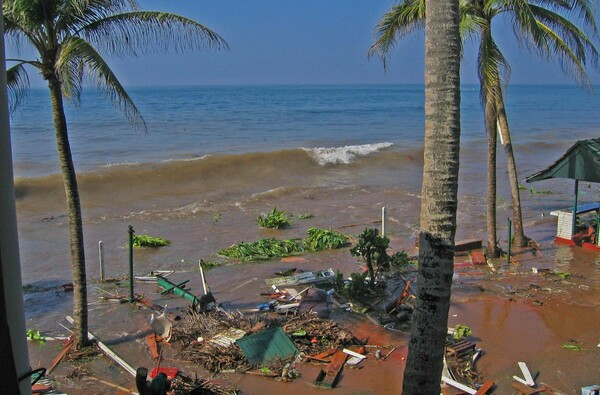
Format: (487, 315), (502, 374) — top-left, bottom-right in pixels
(314, 350), (348, 389)
(66, 316), (137, 378)
(48, 337), (74, 374)
(146, 333), (160, 359)
(474, 380), (495, 395)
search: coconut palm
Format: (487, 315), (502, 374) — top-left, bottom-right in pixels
(369, 0), (599, 257)
(401, 0), (462, 391)
(3, 0), (227, 348)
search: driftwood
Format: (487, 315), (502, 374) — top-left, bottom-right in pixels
(173, 309), (363, 378)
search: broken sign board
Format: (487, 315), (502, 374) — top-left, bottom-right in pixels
(266, 268), (336, 287)
(236, 327), (298, 365)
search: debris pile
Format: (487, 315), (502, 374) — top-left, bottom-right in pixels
(173, 309), (364, 378)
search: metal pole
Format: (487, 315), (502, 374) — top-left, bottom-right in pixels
(128, 226), (134, 302)
(571, 179), (579, 240)
(507, 218), (512, 264)
(99, 241), (105, 282)
(0, 14), (32, 394)
(381, 206), (387, 237)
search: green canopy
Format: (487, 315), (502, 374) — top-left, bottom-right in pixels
(525, 138), (600, 183)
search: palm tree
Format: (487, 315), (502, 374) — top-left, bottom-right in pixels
(401, 0), (462, 391)
(3, 0), (227, 348)
(369, 0), (599, 257)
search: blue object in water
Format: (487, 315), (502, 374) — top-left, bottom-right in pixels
(582, 385), (600, 395)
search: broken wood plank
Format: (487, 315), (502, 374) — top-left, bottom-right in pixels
(47, 337), (74, 374)
(146, 333), (159, 359)
(455, 239), (483, 253)
(511, 381), (545, 395)
(313, 350), (348, 389)
(474, 380), (495, 395)
(441, 376), (477, 395)
(66, 316), (137, 378)
(518, 361), (536, 386)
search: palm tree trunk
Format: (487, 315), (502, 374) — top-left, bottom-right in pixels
(47, 76), (89, 348)
(485, 96), (499, 257)
(402, 0), (461, 391)
(494, 84), (527, 247)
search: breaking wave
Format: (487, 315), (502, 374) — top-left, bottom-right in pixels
(302, 142), (394, 165)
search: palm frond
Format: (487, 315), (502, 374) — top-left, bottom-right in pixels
(368, 0), (425, 70)
(79, 11), (228, 57)
(503, 0), (598, 87)
(6, 63), (30, 114)
(56, 0), (140, 34)
(477, 27), (511, 106)
(57, 36), (146, 131)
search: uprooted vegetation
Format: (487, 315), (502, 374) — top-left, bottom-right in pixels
(218, 227), (349, 261)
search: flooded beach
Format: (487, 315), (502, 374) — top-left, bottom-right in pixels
(12, 85), (600, 393)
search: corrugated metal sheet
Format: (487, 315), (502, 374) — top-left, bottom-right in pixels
(526, 138), (600, 183)
(236, 327), (298, 365)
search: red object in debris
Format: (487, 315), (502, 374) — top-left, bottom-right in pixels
(311, 337), (319, 344)
(470, 250), (487, 265)
(149, 367), (179, 380)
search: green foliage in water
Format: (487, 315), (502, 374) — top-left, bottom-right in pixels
(297, 213), (314, 220)
(303, 227), (348, 252)
(218, 238), (303, 261)
(453, 324), (472, 340)
(257, 207), (291, 229)
(132, 234), (170, 247)
(26, 329), (45, 343)
(562, 344), (584, 351)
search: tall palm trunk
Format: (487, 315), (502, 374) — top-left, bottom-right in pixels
(402, 0), (461, 391)
(494, 83), (526, 247)
(48, 76), (89, 348)
(485, 95), (498, 257)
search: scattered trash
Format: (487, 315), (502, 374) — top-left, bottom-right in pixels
(209, 328), (246, 348)
(150, 311), (173, 342)
(266, 268), (336, 287)
(135, 270), (174, 282)
(513, 361), (536, 387)
(581, 385), (600, 395)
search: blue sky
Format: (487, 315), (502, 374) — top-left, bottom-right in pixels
(7, 0), (600, 87)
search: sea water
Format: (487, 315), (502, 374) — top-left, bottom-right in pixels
(10, 84), (600, 178)
(10, 84), (600, 289)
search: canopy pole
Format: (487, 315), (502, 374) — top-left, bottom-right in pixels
(571, 180), (579, 240)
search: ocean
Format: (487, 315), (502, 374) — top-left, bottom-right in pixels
(14, 84), (600, 393)
(11, 83), (600, 306)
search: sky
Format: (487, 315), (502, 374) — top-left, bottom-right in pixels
(6, 0), (600, 87)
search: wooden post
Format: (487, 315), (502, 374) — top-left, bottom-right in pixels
(507, 218), (512, 264)
(199, 260), (208, 295)
(128, 226), (134, 302)
(99, 241), (105, 282)
(381, 206), (387, 237)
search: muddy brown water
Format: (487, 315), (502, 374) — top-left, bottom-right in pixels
(19, 141), (600, 394)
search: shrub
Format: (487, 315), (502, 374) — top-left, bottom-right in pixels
(303, 227), (348, 252)
(257, 207), (291, 229)
(132, 234), (170, 247)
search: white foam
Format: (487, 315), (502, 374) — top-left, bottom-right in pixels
(302, 142), (393, 165)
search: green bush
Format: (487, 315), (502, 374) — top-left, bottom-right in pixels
(218, 238), (303, 261)
(257, 207), (291, 229)
(303, 227), (348, 252)
(132, 234), (170, 247)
